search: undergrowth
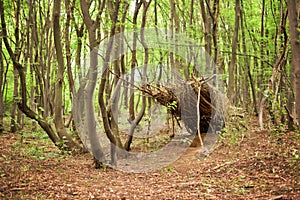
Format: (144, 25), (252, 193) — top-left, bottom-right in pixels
(10, 127), (70, 161)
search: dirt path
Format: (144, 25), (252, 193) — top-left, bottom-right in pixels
(0, 120), (299, 199)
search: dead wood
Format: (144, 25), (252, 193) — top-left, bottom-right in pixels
(138, 75), (224, 135)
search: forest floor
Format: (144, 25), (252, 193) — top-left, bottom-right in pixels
(0, 115), (299, 199)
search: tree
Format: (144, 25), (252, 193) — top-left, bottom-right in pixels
(79, 0), (107, 167)
(0, 28), (4, 133)
(227, 0), (240, 105)
(287, 0), (300, 129)
(53, 0), (81, 150)
(240, 0), (256, 113)
(124, 0), (152, 151)
(10, 0), (21, 133)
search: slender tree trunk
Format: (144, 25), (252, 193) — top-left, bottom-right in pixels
(0, 33), (4, 133)
(125, 0), (151, 151)
(53, 0), (81, 150)
(80, 0), (107, 167)
(65, 0), (75, 97)
(10, 68), (19, 132)
(42, 5), (53, 119)
(27, 0), (36, 130)
(30, 69), (37, 131)
(120, 2), (129, 111)
(227, 0), (240, 105)
(98, 0), (122, 164)
(129, 1), (142, 122)
(169, 0), (176, 70)
(9, 0), (21, 133)
(199, 0), (211, 59)
(109, 3), (129, 151)
(212, 0), (220, 75)
(258, 0), (265, 109)
(269, 8), (288, 126)
(240, 0), (256, 113)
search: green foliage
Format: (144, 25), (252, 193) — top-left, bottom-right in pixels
(220, 108), (249, 146)
(164, 165), (175, 172)
(12, 128), (69, 161)
(167, 101), (177, 112)
(289, 148), (299, 167)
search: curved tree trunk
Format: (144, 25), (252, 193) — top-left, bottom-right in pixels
(80, 0), (107, 168)
(97, 0), (121, 165)
(53, 0), (82, 151)
(125, 0), (151, 151)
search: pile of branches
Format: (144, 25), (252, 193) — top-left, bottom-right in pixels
(139, 75), (224, 135)
(139, 83), (181, 118)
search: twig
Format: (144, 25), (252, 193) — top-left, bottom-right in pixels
(204, 74), (217, 82)
(107, 68), (140, 90)
(212, 160), (240, 170)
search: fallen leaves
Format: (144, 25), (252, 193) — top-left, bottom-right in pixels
(0, 120), (299, 199)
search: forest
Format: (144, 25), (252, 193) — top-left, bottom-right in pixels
(0, 0), (299, 199)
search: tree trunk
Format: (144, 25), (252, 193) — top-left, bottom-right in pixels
(80, 0), (106, 167)
(129, 1), (142, 122)
(258, 0), (265, 113)
(9, 0), (21, 133)
(53, 0), (81, 151)
(109, 3), (129, 150)
(240, 0), (257, 114)
(97, 0), (122, 165)
(287, 0), (300, 129)
(199, 0), (212, 71)
(10, 68), (19, 132)
(124, 1), (151, 151)
(65, 0), (75, 97)
(0, 33), (4, 133)
(227, 0), (240, 105)
(30, 63), (37, 132)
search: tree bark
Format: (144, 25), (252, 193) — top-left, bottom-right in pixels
(227, 0), (240, 105)
(65, 0), (75, 97)
(9, 0), (21, 133)
(80, 0), (106, 167)
(97, 0), (121, 164)
(124, 0), (151, 151)
(0, 31), (4, 133)
(240, 0), (257, 114)
(199, 0), (212, 72)
(10, 68), (19, 132)
(53, 0), (81, 151)
(287, 0), (300, 129)
(129, 0), (142, 122)
(258, 0), (265, 109)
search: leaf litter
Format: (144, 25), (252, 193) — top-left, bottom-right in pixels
(0, 117), (299, 199)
